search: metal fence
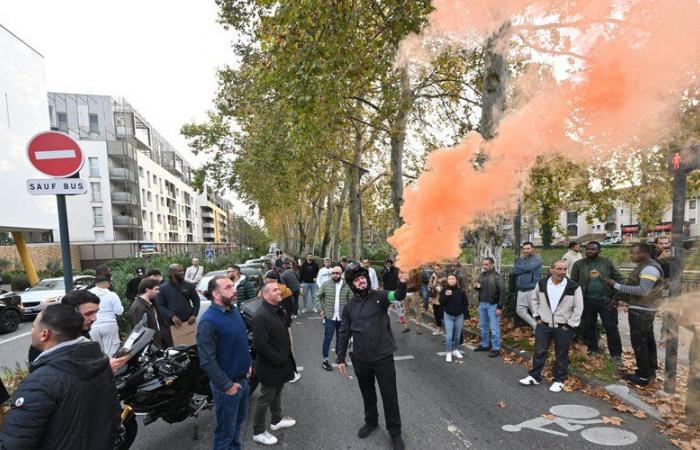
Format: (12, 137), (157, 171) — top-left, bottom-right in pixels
(79, 241), (240, 269)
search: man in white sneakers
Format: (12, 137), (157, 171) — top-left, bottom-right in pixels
(519, 260), (583, 393)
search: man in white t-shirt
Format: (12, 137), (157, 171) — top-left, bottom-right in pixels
(185, 258), (204, 284)
(362, 259), (379, 290)
(89, 276), (124, 356)
(316, 258), (333, 288)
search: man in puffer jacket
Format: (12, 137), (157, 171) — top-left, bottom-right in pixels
(0, 304), (120, 450)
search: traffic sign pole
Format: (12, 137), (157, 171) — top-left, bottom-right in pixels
(56, 194), (73, 293)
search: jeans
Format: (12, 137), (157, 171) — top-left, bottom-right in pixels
(420, 284), (430, 310)
(444, 313), (464, 352)
(211, 378), (249, 450)
(253, 383), (284, 435)
(516, 290), (537, 328)
(432, 304), (443, 328)
(302, 282), (318, 310)
(322, 319), (341, 359)
(352, 354), (401, 436)
(582, 297), (622, 357)
(478, 303), (501, 350)
(529, 324), (574, 382)
(628, 308), (658, 378)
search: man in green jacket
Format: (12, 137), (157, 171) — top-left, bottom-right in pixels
(570, 241), (624, 365)
(227, 265), (257, 305)
(317, 265), (353, 371)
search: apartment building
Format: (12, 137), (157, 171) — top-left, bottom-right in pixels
(198, 190), (231, 243)
(47, 93), (203, 243)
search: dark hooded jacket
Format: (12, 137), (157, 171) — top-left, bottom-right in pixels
(0, 340), (120, 450)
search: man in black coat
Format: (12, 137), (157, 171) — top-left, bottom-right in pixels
(380, 259), (400, 290)
(156, 264), (200, 347)
(251, 282), (297, 445)
(0, 304), (120, 450)
(337, 262), (408, 450)
(124, 267), (145, 301)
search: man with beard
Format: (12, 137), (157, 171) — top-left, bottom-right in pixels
(197, 276), (252, 449)
(337, 262), (408, 450)
(156, 264), (200, 347)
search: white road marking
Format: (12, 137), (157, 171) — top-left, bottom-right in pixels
(35, 149), (76, 160)
(393, 355), (415, 361)
(296, 366), (303, 372)
(0, 331), (31, 345)
(307, 316), (323, 320)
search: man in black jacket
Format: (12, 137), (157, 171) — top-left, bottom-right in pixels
(127, 278), (165, 348)
(474, 257), (505, 357)
(0, 304), (120, 450)
(337, 262), (408, 450)
(156, 264), (200, 347)
(124, 267), (145, 301)
(380, 259), (400, 291)
(300, 254), (320, 313)
(251, 282), (297, 445)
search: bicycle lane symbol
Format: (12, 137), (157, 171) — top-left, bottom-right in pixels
(502, 404), (638, 446)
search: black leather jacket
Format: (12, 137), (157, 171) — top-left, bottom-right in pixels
(336, 282), (406, 363)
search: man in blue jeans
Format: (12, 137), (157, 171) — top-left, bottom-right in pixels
(197, 276), (251, 450)
(474, 257), (505, 357)
(317, 265), (353, 371)
(300, 254), (320, 313)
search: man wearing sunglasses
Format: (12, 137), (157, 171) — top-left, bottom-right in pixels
(317, 266), (353, 371)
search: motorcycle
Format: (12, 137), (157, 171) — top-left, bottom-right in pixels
(114, 297), (262, 450)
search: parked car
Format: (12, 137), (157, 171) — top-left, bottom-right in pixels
(10, 275), (94, 318)
(195, 268), (264, 320)
(245, 259), (273, 271)
(0, 292), (22, 333)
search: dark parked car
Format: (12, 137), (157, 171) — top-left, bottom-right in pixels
(0, 292), (22, 334)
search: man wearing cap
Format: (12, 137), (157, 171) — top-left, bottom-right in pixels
(337, 262), (408, 450)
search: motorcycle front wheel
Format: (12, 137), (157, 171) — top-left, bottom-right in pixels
(115, 413), (138, 450)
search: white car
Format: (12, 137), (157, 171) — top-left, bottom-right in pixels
(16, 276), (94, 317)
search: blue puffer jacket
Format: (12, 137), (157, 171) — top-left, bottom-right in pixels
(512, 254), (542, 292)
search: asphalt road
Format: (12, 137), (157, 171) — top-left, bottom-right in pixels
(126, 309), (673, 450)
(0, 319), (33, 372)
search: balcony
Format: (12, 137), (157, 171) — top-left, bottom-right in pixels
(202, 223), (215, 231)
(113, 215), (139, 228)
(111, 192), (138, 205)
(203, 232), (215, 240)
(202, 211), (214, 219)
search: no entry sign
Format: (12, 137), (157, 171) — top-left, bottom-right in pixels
(26, 131), (84, 177)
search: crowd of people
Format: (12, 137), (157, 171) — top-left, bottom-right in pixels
(0, 238), (673, 449)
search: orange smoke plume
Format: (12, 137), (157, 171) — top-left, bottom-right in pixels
(390, 0), (700, 269)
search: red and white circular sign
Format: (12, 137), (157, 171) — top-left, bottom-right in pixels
(26, 131), (84, 178)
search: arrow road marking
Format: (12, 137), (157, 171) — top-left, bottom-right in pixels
(35, 149), (76, 160)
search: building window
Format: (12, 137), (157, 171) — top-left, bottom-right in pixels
(152, 174), (157, 185)
(147, 171), (151, 187)
(147, 191), (152, 202)
(566, 211), (578, 224)
(157, 214), (162, 224)
(138, 166), (144, 178)
(91, 182), (101, 202)
(93, 207), (103, 226)
(691, 218), (697, 224)
(141, 189), (146, 203)
(57, 112), (68, 132)
(691, 200), (697, 210)
(88, 157), (99, 177)
(88, 113), (99, 134)
(150, 212), (154, 224)
(620, 209), (624, 215)
(161, 197), (165, 206)
(142, 210), (147, 220)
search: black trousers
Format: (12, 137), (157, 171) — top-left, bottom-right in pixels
(529, 324), (574, 382)
(628, 308), (658, 378)
(281, 296), (294, 318)
(292, 291), (300, 315)
(432, 304), (443, 328)
(582, 297), (622, 357)
(351, 354), (401, 436)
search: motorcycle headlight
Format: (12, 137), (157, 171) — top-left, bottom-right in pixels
(42, 295), (62, 304)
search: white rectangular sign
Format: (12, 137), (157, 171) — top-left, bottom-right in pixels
(26, 178), (87, 195)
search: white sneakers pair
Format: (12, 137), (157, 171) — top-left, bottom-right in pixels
(518, 376), (564, 393)
(290, 372), (301, 383)
(432, 329), (442, 336)
(445, 350), (463, 362)
(253, 418), (296, 446)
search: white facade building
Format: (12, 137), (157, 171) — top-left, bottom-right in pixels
(0, 24), (56, 241)
(47, 93), (202, 243)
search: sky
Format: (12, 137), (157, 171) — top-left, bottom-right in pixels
(0, 0), (249, 211)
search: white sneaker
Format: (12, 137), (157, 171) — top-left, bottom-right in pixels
(519, 376), (540, 386)
(312, 308), (318, 313)
(432, 329), (441, 336)
(291, 314), (297, 320)
(290, 372), (301, 383)
(300, 309), (307, 314)
(549, 382), (564, 393)
(253, 431), (278, 445)
(270, 417), (296, 431)
(452, 350), (463, 359)
(446, 353), (453, 363)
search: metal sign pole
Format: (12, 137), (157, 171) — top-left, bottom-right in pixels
(56, 194), (73, 293)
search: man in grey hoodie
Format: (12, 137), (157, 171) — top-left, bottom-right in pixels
(511, 242), (542, 329)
